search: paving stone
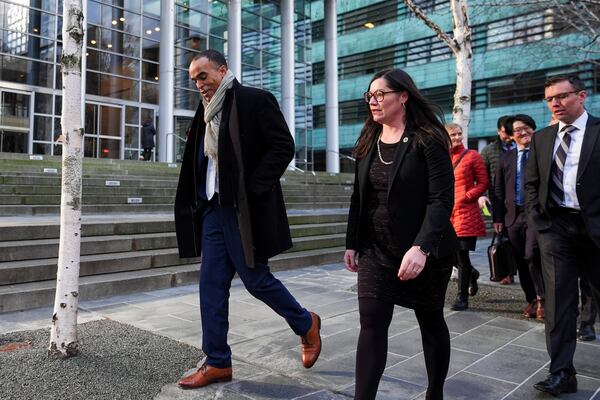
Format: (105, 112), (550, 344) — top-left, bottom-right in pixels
(385, 347), (482, 387)
(445, 311), (496, 334)
(341, 375), (426, 400)
(311, 298), (358, 319)
(451, 324), (525, 355)
(574, 341), (600, 380)
(292, 350), (406, 390)
(510, 325), (548, 351)
(443, 371), (518, 399)
(231, 332), (301, 360)
(485, 316), (539, 332)
(318, 314), (359, 338)
(225, 373), (319, 399)
(319, 328), (360, 360)
(387, 327), (426, 357)
(293, 390), (351, 399)
(465, 344), (549, 384)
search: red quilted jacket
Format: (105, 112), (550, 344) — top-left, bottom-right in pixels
(450, 144), (489, 237)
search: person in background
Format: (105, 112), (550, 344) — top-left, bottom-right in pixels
(492, 114), (544, 321)
(344, 69), (458, 400)
(446, 123), (488, 311)
(472, 116), (514, 283)
(141, 118), (156, 161)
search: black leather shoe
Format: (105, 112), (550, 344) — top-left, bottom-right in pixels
(577, 324), (596, 341)
(533, 371), (577, 396)
(468, 269), (480, 296)
(451, 296), (468, 311)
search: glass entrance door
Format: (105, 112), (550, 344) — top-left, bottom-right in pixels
(84, 103), (123, 159)
(0, 90), (31, 153)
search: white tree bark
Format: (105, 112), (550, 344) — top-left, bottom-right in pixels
(450, 0), (473, 144)
(404, 0), (473, 143)
(48, 0), (85, 358)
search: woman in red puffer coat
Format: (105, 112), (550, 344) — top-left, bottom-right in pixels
(446, 123), (489, 311)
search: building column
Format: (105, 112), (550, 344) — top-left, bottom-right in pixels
(228, 0), (242, 80)
(324, 0), (339, 173)
(281, 0), (295, 168)
(158, 0), (175, 163)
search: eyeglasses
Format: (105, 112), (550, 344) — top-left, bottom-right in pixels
(512, 126), (533, 136)
(543, 91), (579, 103)
(363, 90), (401, 103)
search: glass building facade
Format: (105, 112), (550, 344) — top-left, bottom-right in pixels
(0, 0), (314, 169)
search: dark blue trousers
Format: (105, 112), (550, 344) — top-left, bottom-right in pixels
(199, 201), (312, 368)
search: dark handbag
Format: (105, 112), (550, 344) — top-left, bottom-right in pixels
(487, 232), (517, 282)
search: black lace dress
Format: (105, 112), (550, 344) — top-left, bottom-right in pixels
(357, 139), (451, 311)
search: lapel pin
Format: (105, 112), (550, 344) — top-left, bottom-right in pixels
(403, 137), (408, 143)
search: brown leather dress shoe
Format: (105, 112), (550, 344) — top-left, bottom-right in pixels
(499, 275), (514, 285)
(178, 363), (232, 389)
(523, 301), (536, 318)
(301, 311), (322, 368)
(536, 299), (545, 321)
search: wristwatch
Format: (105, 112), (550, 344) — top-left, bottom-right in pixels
(417, 246), (431, 257)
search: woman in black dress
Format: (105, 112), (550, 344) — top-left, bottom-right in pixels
(344, 69), (459, 400)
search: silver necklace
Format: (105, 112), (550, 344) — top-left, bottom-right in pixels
(377, 135), (394, 165)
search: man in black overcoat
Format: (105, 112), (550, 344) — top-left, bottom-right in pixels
(526, 75), (600, 396)
(174, 50), (321, 389)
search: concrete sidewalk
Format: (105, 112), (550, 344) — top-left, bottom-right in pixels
(2, 255), (599, 399)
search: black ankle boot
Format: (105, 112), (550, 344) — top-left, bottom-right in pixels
(469, 269), (480, 296)
(451, 296), (468, 311)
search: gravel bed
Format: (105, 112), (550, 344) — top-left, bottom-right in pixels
(0, 319), (202, 400)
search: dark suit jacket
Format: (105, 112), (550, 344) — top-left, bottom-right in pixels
(346, 130), (459, 261)
(525, 114), (600, 246)
(493, 148), (520, 227)
(174, 80), (294, 263)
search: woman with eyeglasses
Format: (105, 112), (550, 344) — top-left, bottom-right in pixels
(344, 69), (459, 400)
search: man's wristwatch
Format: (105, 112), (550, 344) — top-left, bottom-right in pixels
(417, 246), (431, 258)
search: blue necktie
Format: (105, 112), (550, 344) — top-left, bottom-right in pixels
(518, 149), (528, 205)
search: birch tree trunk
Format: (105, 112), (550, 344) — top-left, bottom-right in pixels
(450, 0), (473, 144)
(404, 0), (473, 143)
(48, 0), (85, 358)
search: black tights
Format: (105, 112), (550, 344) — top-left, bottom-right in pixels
(354, 297), (451, 400)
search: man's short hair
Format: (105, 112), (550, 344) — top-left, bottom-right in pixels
(192, 49), (228, 68)
(544, 75), (585, 92)
(497, 115), (511, 130)
(506, 114), (536, 133)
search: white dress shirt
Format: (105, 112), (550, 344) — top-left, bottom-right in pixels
(206, 157), (218, 200)
(554, 111), (588, 209)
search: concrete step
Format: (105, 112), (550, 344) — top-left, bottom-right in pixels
(0, 248), (200, 286)
(0, 224), (346, 263)
(0, 246), (345, 313)
(0, 232), (344, 285)
(0, 213), (348, 242)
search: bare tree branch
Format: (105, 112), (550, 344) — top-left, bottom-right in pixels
(404, 0), (459, 54)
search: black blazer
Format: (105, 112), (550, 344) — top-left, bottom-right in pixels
(346, 130), (459, 260)
(493, 148), (520, 227)
(525, 114), (600, 246)
(174, 80), (294, 261)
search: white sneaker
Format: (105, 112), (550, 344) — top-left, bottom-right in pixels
(451, 266), (459, 282)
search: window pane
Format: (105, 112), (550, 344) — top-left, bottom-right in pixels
(0, 56), (54, 88)
(141, 82), (158, 104)
(125, 106), (139, 124)
(35, 93), (53, 114)
(142, 61), (158, 81)
(86, 71), (139, 101)
(33, 142), (52, 155)
(125, 126), (139, 147)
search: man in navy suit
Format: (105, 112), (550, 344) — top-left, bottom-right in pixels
(493, 114), (544, 320)
(526, 75), (600, 396)
(174, 50), (322, 389)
